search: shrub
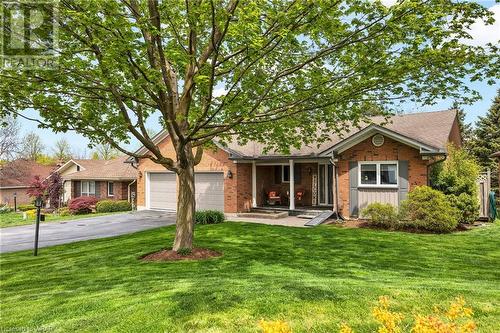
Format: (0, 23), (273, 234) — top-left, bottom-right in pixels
(400, 186), (459, 233)
(194, 210), (225, 225)
(68, 196), (98, 214)
(58, 207), (71, 216)
(96, 200), (132, 213)
(447, 193), (479, 224)
(362, 203), (398, 228)
(25, 209), (37, 219)
(0, 205), (13, 214)
(18, 204), (36, 212)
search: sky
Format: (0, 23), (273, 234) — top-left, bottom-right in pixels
(14, 0), (500, 157)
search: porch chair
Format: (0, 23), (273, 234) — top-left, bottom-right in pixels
(295, 190), (305, 206)
(267, 191), (282, 206)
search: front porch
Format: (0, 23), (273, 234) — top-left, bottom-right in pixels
(250, 159), (335, 213)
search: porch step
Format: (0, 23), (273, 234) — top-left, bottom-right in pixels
(304, 211), (335, 227)
(236, 210), (289, 219)
(296, 214), (317, 219)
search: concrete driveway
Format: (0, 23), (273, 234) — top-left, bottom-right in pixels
(0, 210), (176, 254)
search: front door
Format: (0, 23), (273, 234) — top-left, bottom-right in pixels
(318, 164), (333, 206)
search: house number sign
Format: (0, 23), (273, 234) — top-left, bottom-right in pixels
(312, 174), (317, 206)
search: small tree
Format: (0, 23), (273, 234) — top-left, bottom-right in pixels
(19, 132), (45, 161)
(26, 176), (48, 201)
(431, 144), (480, 223)
(52, 138), (73, 162)
(46, 172), (64, 209)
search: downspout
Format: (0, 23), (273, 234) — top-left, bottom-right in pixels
(330, 153), (344, 220)
(426, 154), (447, 186)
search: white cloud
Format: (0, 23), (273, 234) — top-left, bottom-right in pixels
(213, 87), (227, 97)
(461, 4), (500, 46)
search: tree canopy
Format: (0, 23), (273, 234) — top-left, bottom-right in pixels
(0, 0), (498, 249)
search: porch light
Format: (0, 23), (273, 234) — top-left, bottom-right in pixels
(226, 170), (233, 179)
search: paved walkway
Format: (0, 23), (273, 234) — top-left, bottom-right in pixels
(0, 210), (176, 254)
(226, 214), (309, 227)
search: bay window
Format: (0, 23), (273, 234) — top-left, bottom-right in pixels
(359, 162), (398, 187)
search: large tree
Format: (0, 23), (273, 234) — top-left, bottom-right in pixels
(469, 90), (500, 190)
(0, 0), (498, 250)
(0, 115), (20, 161)
(52, 138), (73, 161)
(19, 132), (45, 161)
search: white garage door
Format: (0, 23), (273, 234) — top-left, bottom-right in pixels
(149, 173), (177, 210)
(195, 173), (224, 210)
(148, 172), (224, 211)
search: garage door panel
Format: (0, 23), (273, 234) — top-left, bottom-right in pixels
(195, 173), (224, 210)
(148, 172), (224, 211)
(149, 173), (176, 210)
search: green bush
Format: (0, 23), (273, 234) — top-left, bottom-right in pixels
(58, 207), (71, 216)
(362, 203), (398, 228)
(0, 205), (13, 214)
(18, 204), (36, 212)
(95, 200), (132, 213)
(194, 210), (225, 225)
(400, 186), (459, 233)
(446, 193), (479, 224)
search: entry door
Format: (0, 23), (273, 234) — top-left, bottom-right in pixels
(318, 164), (333, 205)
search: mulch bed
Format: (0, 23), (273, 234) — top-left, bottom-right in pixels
(140, 248), (222, 262)
(325, 219), (486, 233)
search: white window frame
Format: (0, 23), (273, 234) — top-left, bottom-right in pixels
(81, 181), (96, 196)
(358, 161), (398, 188)
(107, 181), (114, 197)
(281, 165), (290, 183)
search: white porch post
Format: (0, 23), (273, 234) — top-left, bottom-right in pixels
(289, 159), (295, 210)
(252, 161), (257, 208)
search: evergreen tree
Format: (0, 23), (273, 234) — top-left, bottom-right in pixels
(470, 90), (500, 190)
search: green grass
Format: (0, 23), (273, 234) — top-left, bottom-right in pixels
(0, 211), (126, 228)
(1, 222), (499, 332)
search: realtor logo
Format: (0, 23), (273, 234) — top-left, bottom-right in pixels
(0, 0), (59, 69)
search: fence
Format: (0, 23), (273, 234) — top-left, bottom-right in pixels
(477, 170), (491, 220)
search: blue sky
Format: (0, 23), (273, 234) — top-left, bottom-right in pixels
(16, 1), (500, 156)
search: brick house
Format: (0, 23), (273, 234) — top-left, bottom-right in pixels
(130, 109), (462, 218)
(0, 159), (56, 206)
(55, 156), (137, 204)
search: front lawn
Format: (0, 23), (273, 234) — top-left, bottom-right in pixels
(1, 222), (499, 332)
(0, 211), (126, 228)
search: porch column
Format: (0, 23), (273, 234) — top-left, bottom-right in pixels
(289, 159), (295, 210)
(251, 161), (257, 208)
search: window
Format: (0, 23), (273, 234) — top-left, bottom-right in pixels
(76, 165), (81, 171)
(81, 181), (95, 196)
(108, 182), (114, 196)
(359, 162), (398, 187)
(282, 165), (290, 182)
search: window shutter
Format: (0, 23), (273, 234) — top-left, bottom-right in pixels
(274, 166), (281, 184)
(349, 161), (358, 217)
(75, 181), (81, 197)
(294, 164), (301, 184)
(398, 160), (409, 204)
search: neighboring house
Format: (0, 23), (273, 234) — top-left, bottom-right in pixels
(129, 109), (461, 218)
(55, 156), (137, 203)
(0, 159), (56, 206)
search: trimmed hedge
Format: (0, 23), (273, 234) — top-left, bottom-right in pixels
(18, 204), (36, 212)
(68, 196), (98, 214)
(96, 200), (132, 213)
(195, 210), (225, 225)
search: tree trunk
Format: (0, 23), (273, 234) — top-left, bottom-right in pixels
(172, 161), (196, 251)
